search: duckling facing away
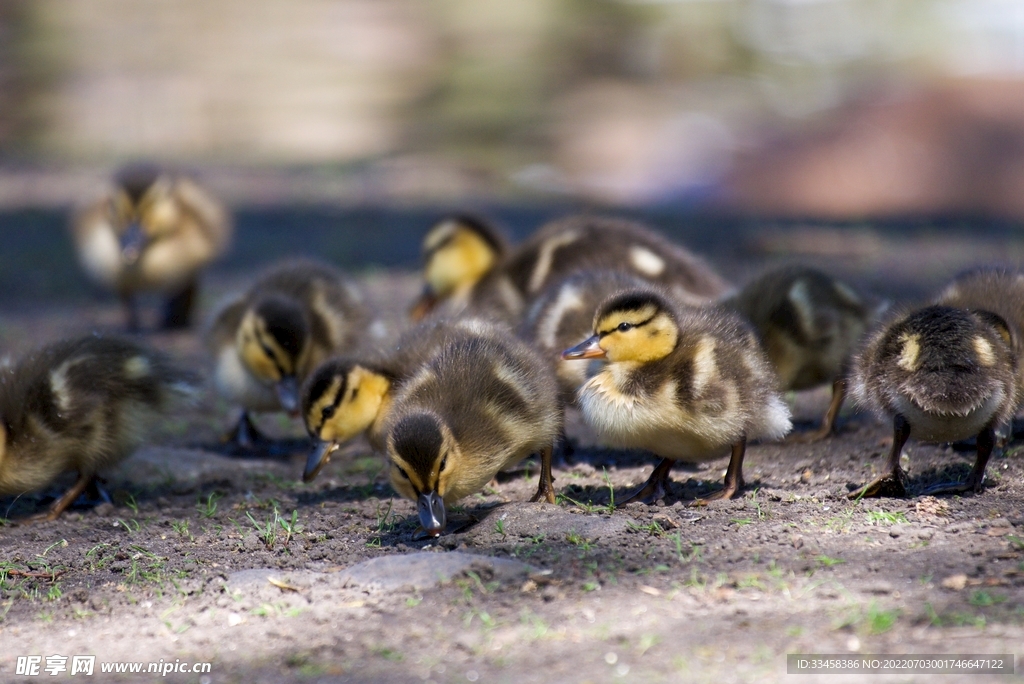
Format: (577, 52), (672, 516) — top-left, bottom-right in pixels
(207, 260), (374, 449)
(850, 268), (1024, 498)
(411, 214), (730, 323)
(0, 335), (197, 521)
(724, 265), (877, 442)
(562, 290), (791, 504)
(301, 317), (496, 482)
(381, 323), (562, 536)
(521, 269), (650, 403)
(71, 163), (232, 331)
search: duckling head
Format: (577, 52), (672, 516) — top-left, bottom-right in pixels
(563, 290), (679, 363)
(301, 359), (393, 482)
(236, 296), (310, 413)
(411, 216), (506, 320)
(111, 164), (179, 266)
(386, 411), (462, 536)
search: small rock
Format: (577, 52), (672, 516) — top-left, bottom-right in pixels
(941, 574), (968, 591)
(889, 529), (901, 538)
(652, 513), (680, 530)
(800, 469), (813, 483)
(791, 535), (804, 549)
(865, 581), (893, 595)
(93, 502), (115, 517)
(915, 496), (949, 519)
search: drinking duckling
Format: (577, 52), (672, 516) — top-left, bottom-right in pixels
(411, 214), (730, 323)
(71, 163), (232, 331)
(562, 290), (791, 504)
(724, 265), (877, 442)
(850, 268), (1024, 498)
(301, 317), (497, 482)
(382, 325), (562, 536)
(207, 260), (374, 449)
(0, 335), (197, 521)
(520, 269), (649, 403)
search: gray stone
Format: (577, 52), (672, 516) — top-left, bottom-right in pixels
(334, 552), (537, 594)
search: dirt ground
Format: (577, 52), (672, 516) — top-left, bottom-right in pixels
(2, 219), (1024, 683)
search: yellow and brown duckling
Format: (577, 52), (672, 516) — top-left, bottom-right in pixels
(850, 267), (1024, 498)
(562, 289), (791, 504)
(724, 265), (877, 442)
(0, 335), (197, 521)
(300, 317), (497, 482)
(410, 215), (514, 321)
(520, 269), (650, 403)
(411, 214), (730, 323)
(381, 323), (562, 536)
(207, 260), (375, 449)
(71, 163), (232, 331)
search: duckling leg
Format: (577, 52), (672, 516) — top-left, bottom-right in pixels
(619, 458), (675, 505)
(921, 424), (995, 496)
(847, 414), (910, 499)
(35, 471), (95, 522)
(223, 410), (271, 450)
(694, 438), (747, 503)
(162, 279), (197, 330)
(530, 446), (557, 504)
(788, 378), (847, 444)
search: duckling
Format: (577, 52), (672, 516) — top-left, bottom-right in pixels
(411, 214), (730, 323)
(0, 335), (197, 521)
(562, 290), (791, 504)
(71, 163), (232, 331)
(850, 268), (1024, 498)
(300, 316), (497, 482)
(520, 269), (650, 403)
(724, 265), (877, 442)
(207, 260), (374, 449)
(382, 324), (562, 536)
(410, 214), (513, 321)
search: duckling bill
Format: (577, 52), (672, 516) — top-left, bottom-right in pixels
(0, 335), (197, 521)
(563, 290), (791, 504)
(850, 268), (1024, 498)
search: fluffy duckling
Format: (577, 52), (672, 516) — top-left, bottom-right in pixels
(300, 317), (496, 482)
(410, 215), (513, 321)
(850, 268), (1024, 498)
(520, 269), (649, 403)
(562, 290), (791, 504)
(382, 324), (562, 536)
(0, 335), (197, 521)
(207, 260), (374, 449)
(411, 214), (730, 323)
(71, 163), (232, 331)
(724, 265), (877, 442)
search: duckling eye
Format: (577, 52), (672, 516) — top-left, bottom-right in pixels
(617, 322), (633, 333)
(440, 455), (448, 472)
(321, 405), (336, 421)
(398, 467), (410, 480)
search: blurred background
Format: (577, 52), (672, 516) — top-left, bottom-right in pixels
(2, 0), (1024, 307)
(0, 0), (1022, 213)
